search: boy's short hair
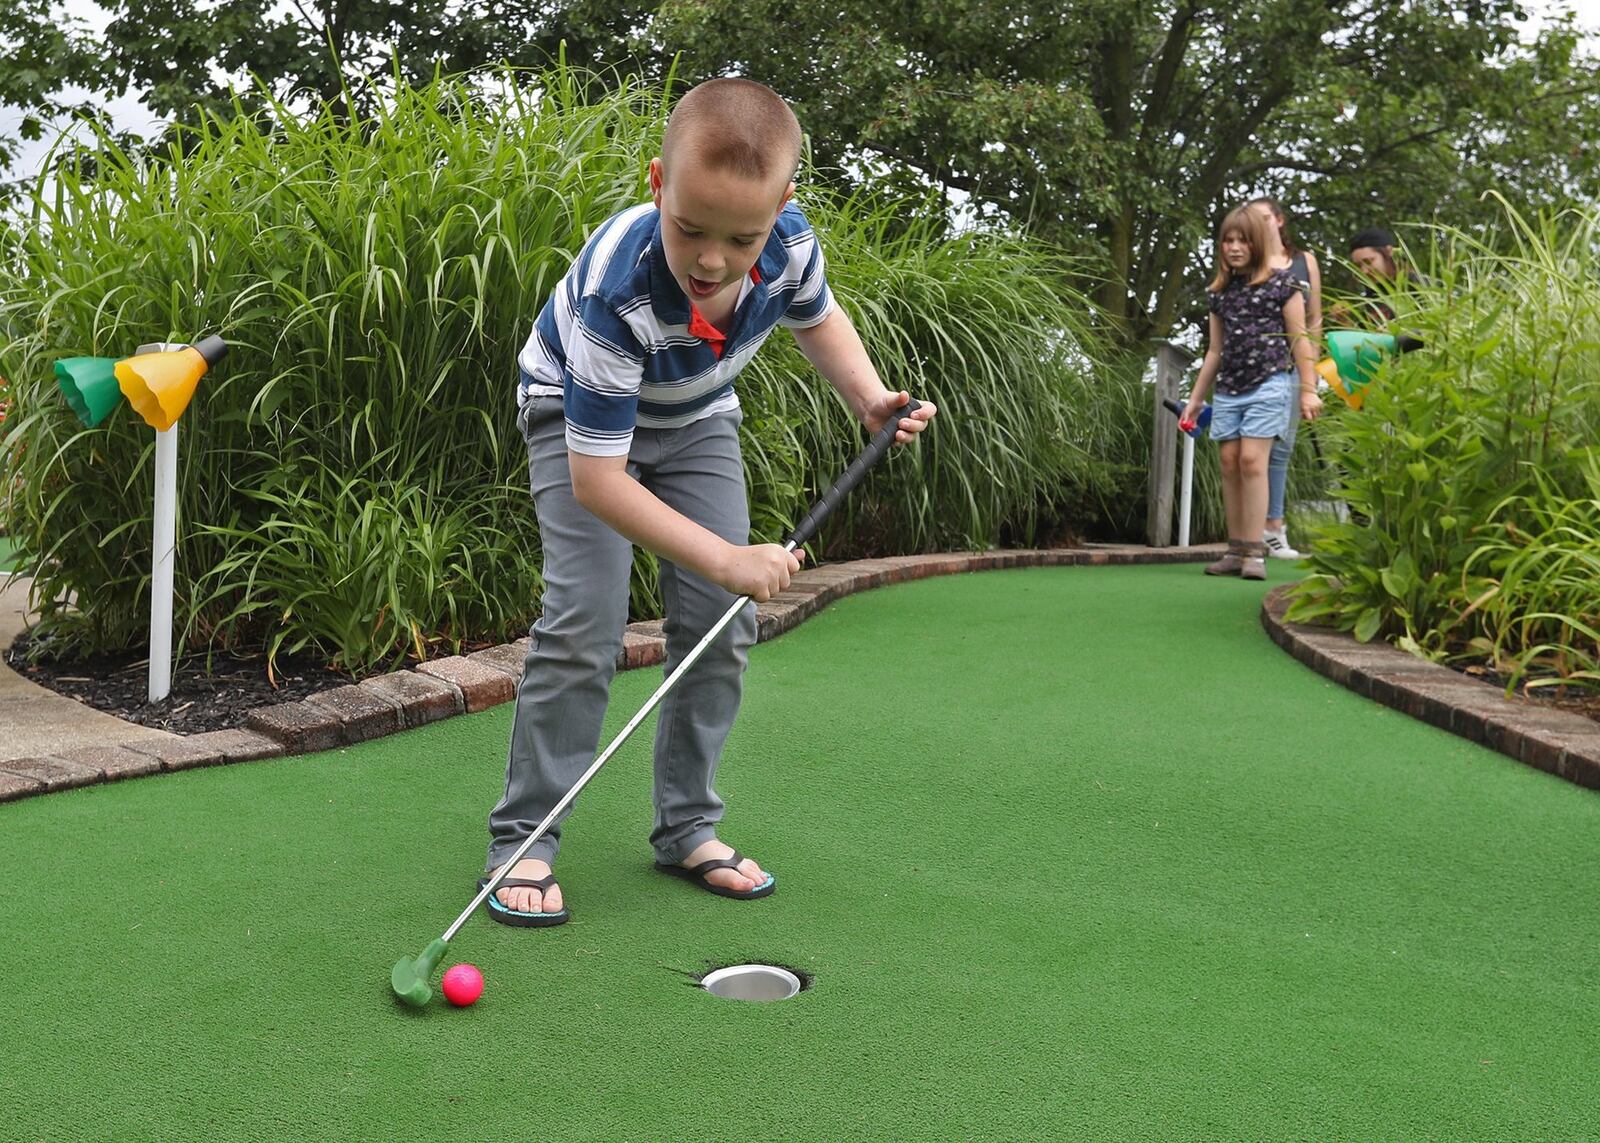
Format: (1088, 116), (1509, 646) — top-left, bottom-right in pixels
(662, 78), (802, 185)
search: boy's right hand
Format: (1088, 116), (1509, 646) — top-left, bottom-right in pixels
(718, 542), (803, 603)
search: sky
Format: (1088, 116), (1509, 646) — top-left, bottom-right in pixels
(3, 0), (1600, 184)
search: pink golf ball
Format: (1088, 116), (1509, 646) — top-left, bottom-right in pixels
(441, 963), (484, 1007)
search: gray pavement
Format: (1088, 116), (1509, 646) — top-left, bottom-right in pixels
(0, 573), (176, 763)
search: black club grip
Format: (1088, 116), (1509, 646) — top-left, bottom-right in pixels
(785, 399), (922, 550)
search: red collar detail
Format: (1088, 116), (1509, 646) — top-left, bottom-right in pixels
(685, 267), (760, 359)
(687, 305), (727, 359)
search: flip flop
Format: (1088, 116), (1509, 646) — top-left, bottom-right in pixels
(655, 850), (776, 900)
(477, 875), (570, 927)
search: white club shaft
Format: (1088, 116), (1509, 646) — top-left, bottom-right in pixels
(438, 540), (793, 944)
(149, 424), (178, 703)
(1178, 432), (1195, 548)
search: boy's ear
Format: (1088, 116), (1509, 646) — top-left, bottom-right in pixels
(775, 181), (795, 217)
(649, 158), (664, 207)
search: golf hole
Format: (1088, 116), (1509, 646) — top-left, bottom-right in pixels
(700, 964), (803, 1002)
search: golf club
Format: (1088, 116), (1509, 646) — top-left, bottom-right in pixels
(392, 397), (924, 1007)
(1161, 396), (1212, 437)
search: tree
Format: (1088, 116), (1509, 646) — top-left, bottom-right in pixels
(95, 0), (657, 122)
(0, 0), (100, 179)
(650, 0), (1600, 343)
(7, 1), (1598, 344)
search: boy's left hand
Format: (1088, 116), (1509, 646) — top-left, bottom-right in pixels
(866, 389), (937, 444)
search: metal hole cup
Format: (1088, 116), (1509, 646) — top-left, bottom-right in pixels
(701, 965), (802, 1002)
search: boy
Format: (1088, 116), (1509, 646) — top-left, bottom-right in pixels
(484, 78), (936, 925)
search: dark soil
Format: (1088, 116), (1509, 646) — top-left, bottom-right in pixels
(1447, 660), (1600, 728)
(7, 634), (358, 735)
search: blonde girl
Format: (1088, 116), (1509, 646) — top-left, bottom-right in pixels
(1183, 207), (1322, 580)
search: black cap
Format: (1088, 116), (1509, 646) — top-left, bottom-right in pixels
(1349, 227), (1397, 252)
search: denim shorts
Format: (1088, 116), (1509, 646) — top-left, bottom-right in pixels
(1210, 371), (1295, 442)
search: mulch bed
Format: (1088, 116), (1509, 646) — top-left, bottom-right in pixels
(1448, 660), (1600, 728)
(7, 634), (358, 735)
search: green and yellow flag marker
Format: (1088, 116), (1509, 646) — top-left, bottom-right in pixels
(113, 336), (228, 703)
(51, 336), (229, 703)
(115, 336), (226, 432)
(1317, 331), (1424, 411)
(54, 357), (125, 427)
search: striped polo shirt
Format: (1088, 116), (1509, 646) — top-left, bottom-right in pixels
(516, 200), (835, 456)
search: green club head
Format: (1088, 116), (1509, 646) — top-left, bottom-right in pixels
(391, 937), (449, 1008)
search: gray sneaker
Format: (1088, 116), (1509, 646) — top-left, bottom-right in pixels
(1240, 540), (1268, 580)
(1205, 542), (1245, 576)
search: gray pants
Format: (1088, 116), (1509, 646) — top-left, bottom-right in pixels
(486, 394), (757, 872)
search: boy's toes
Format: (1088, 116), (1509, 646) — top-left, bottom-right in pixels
(493, 859), (561, 914)
(705, 858), (764, 892)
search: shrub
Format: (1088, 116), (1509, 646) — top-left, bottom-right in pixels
(1286, 202), (1600, 692)
(0, 66), (1104, 672)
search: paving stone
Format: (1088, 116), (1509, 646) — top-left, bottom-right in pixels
(54, 743), (162, 782)
(183, 728), (286, 763)
(0, 769), (46, 801)
(1504, 716), (1600, 780)
(1363, 668), (1448, 713)
(416, 656), (516, 713)
(358, 671), (463, 728)
(122, 736), (227, 772)
(469, 639), (530, 679)
(617, 631), (666, 671)
(0, 755), (102, 792)
(246, 700), (344, 755)
(1557, 732), (1600, 789)
(836, 558), (903, 588)
(755, 590), (824, 643)
(626, 619), (667, 641)
(304, 684), (405, 744)
(788, 566), (861, 590)
(1403, 680), (1501, 734)
(893, 554), (978, 580)
(786, 566), (863, 607)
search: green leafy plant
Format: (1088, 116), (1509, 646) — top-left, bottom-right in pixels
(1459, 453), (1600, 692)
(1287, 200), (1600, 692)
(0, 65), (1111, 673)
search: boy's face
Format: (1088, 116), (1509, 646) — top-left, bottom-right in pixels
(650, 154), (794, 307)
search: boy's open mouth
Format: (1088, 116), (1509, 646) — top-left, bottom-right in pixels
(687, 275), (722, 298)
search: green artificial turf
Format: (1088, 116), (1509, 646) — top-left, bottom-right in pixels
(4, 562), (1598, 1140)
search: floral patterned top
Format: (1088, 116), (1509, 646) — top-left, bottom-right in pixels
(1208, 268), (1297, 394)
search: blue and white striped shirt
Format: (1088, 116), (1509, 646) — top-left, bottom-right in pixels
(516, 201), (835, 456)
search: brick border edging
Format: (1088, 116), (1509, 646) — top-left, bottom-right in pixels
(0, 544), (1223, 803)
(1261, 584), (1600, 792)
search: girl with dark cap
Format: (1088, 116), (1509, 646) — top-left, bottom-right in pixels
(1348, 227), (1402, 323)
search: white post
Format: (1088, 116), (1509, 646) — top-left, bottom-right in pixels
(149, 422), (178, 703)
(1178, 432), (1195, 547)
(136, 340), (186, 704)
